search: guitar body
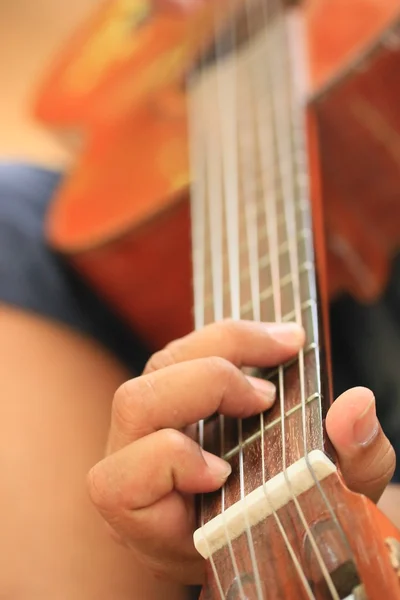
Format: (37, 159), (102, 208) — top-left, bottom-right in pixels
(38, 0), (400, 350)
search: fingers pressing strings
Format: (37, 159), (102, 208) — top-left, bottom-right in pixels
(108, 319), (305, 453)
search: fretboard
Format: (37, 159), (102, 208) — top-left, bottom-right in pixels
(188, 5), (329, 525)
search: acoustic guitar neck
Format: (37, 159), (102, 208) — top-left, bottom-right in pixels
(187, 2), (400, 598)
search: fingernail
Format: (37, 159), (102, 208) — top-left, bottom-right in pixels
(202, 451), (232, 480)
(265, 322), (305, 346)
(353, 396), (379, 445)
(247, 376), (276, 406)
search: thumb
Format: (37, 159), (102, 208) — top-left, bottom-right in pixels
(326, 387), (396, 503)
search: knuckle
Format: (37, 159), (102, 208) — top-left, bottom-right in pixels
(160, 428), (199, 463)
(216, 318), (238, 331)
(373, 439), (396, 482)
(87, 464), (112, 513)
(204, 355), (232, 373)
(112, 382), (138, 431)
(352, 436), (397, 496)
(144, 346), (177, 374)
(204, 355), (237, 386)
(211, 319), (243, 363)
(161, 428), (189, 453)
(211, 319), (236, 343)
(113, 377), (159, 440)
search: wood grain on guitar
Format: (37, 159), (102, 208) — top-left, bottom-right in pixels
(200, 474), (400, 599)
(34, 0), (400, 350)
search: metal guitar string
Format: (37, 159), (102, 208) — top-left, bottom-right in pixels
(265, 2), (340, 597)
(188, 71), (225, 600)
(285, 7), (354, 559)
(213, 4), (264, 597)
(240, 1), (315, 595)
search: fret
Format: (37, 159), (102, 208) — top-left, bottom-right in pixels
(203, 343), (321, 458)
(202, 230), (311, 309)
(201, 197), (308, 266)
(200, 340), (318, 432)
(201, 346), (324, 514)
(238, 259), (313, 318)
(282, 297), (316, 324)
(201, 273), (317, 348)
(263, 341), (318, 382)
(223, 391), (321, 461)
(202, 230), (314, 318)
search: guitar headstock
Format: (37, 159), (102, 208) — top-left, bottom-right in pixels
(199, 469), (400, 599)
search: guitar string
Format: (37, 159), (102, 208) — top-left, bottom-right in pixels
(188, 71), (225, 600)
(213, 3), (264, 597)
(240, 1), (315, 594)
(269, 2), (340, 597)
(285, 8), (354, 559)
(220, 11), (265, 598)
(204, 51), (228, 600)
(204, 55), (245, 600)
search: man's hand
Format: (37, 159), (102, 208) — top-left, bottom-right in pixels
(87, 320), (396, 584)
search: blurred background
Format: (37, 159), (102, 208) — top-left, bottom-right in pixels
(0, 0), (96, 166)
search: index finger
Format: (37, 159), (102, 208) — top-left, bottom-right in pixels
(108, 356), (274, 453)
(109, 320), (305, 452)
(144, 319), (305, 374)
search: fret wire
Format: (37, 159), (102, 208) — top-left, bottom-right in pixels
(223, 391), (321, 461)
(238, 36), (268, 600)
(188, 77), (225, 600)
(201, 341), (318, 428)
(200, 284), (317, 326)
(203, 229), (312, 308)
(204, 259), (313, 313)
(282, 297), (315, 322)
(264, 340), (318, 382)
(213, 8), (251, 599)
(205, 197), (308, 255)
(242, 294), (317, 321)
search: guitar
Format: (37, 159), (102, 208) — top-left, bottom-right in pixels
(33, 0), (400, 351)
(186, 3), (400, 598)
(34, 0), (400, 597)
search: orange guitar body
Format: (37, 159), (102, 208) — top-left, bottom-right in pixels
(34, 0), (400, 351)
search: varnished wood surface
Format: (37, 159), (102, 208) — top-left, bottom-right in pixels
(200, 473), (400, 599)
(312, 16), (400, 303)
(44, 11), (400, 350)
